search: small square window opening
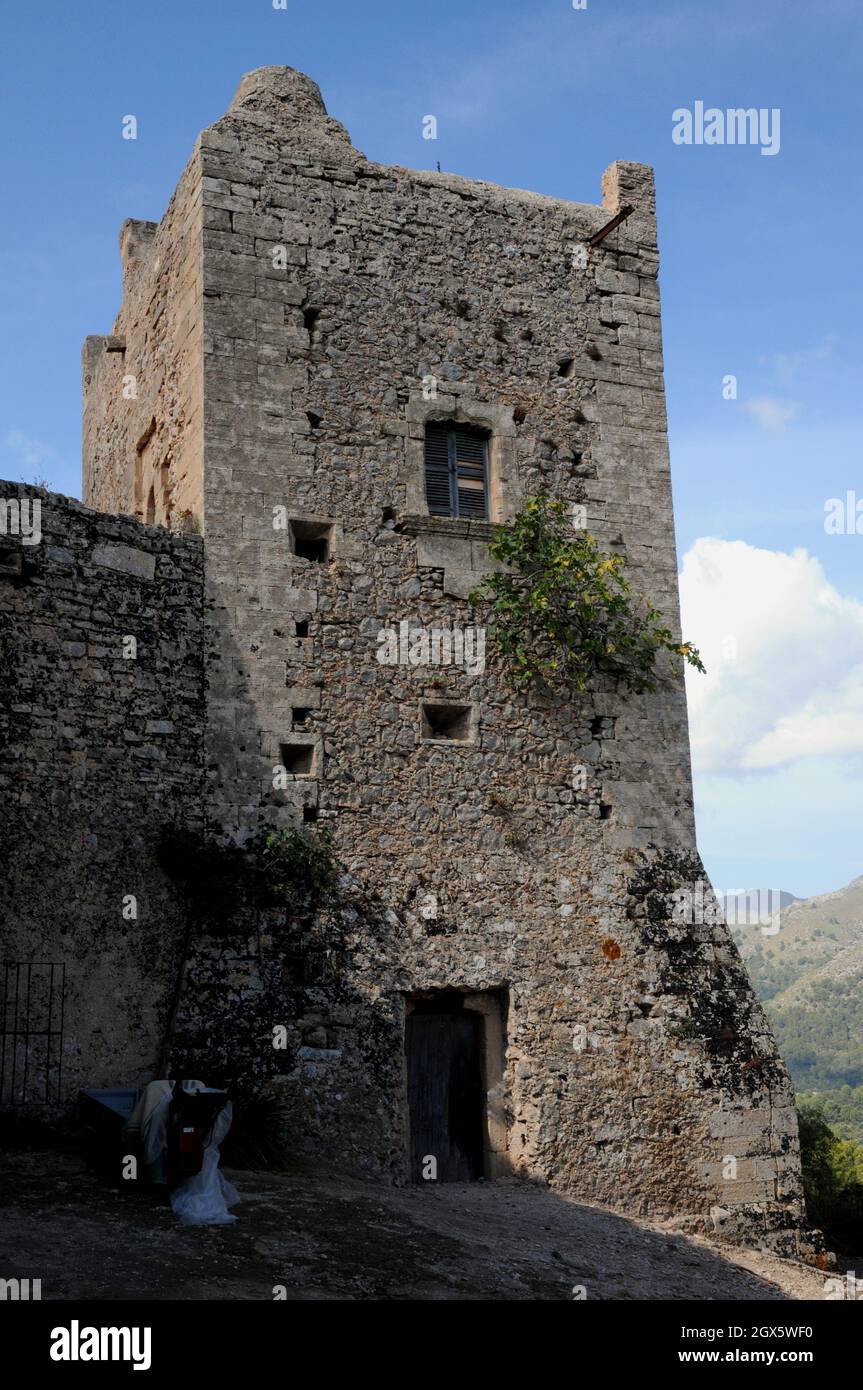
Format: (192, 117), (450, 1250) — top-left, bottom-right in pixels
(421, 703), (474, 742)
(290, 519), (333, 563)
(280, 743), (315, 776)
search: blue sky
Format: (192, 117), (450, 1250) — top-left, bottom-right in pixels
(2, 0), (862, 897)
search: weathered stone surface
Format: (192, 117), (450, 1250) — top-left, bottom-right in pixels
(92, 541), (156, 581)
(0, 485), (206, 1104)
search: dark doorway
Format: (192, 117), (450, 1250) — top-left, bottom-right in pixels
(406, 994), (485, 1182)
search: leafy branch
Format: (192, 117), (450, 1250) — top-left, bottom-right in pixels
(469, 493), (705, 694)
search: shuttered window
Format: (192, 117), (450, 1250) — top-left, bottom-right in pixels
(424, 422), (489, 520)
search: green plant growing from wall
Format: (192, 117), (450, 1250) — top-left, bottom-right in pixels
(174, 508), (201, 535)
(158, 824), (341, 929)
(667, 1017), (699, 1040)
(252, 825), (341, 909)
(469, 493), (705, 694)
(503, 827), (527, 851)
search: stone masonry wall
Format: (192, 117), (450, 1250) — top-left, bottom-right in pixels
(195, 71), (694, 849)
(0, 485), (206, 1109)
(83, 156), (204, 532)
(77, 68), (810, 1253)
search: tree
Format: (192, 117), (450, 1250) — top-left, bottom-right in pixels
(470, 493), (704, 694)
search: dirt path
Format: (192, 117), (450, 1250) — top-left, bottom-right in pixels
(0, 1148), (843, 1301)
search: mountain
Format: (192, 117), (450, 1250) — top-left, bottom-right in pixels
(729, 877), (863, 1111)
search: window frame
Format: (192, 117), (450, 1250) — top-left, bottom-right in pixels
(403, 394), (521, 526)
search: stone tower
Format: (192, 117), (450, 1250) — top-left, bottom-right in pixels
(72, 68), (809, 1250)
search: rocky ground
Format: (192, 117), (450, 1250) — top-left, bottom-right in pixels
(0, 1147), (844, 1301)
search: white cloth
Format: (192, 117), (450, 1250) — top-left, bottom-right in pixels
(170, 1102), (239, 1225)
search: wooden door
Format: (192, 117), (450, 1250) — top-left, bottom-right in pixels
(406, 1008), (484, 1181)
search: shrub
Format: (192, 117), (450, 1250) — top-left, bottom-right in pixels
(252, 825), (341, 910)
(158, 824), (341, 930)
(220, 1088), (295, 1172)
(798, 1102), (863, 1252)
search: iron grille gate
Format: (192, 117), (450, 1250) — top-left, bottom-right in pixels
(0, 962), (66, 1105)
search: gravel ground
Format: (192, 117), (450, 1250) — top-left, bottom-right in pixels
(0, 1147), (843, 1301)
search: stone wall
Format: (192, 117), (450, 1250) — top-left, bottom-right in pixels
(0, 485), (206, 1109)
(70, 68), (812, 1253)
(193, 71), (694, 849)
(160, 842), (811, 1251)
(83, 154), (204, 532)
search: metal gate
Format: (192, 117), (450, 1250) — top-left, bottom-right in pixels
(0, 962), (66, 1105)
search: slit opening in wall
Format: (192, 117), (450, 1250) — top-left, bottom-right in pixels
(290, 519), (333, 563)
(295, 619), (309, 638)
(292, 707), (312, 727)
(133, 417), (157, 523)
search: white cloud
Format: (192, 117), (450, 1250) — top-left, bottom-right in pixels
(680, 536), (863, 773)
(390, 0), (780, 135)
(4, 429), (61, 479)
(742, 395), (799, 431)
(763, 337), (835, 384)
